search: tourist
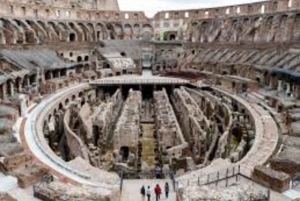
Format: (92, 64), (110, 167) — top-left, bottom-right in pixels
(164, 182), (169, 198)
(140, 185), (146, 200)
(154, 184), (162, 201)
(146, 186), (151, 201)
(155, 166), (162, 179)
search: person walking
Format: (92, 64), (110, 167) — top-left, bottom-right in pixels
(155, 166), (162, 179)
(154, 184), (162, 201)
(164, 182), (169, 198)
(141, 185), (146, 200)
(146, 186), (151, 201)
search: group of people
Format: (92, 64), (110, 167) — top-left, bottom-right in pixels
(140, 183), (170, 201)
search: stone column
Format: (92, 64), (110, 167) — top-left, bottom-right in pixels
(286, 83), (291, 96)
(26, 76), (30, 87)
(2, 83), (7, 100)
(9, 81), (14, 96)
(18, 79), (23, 93)
(19, 94), (28, 117)
(278, 80), (282, 92)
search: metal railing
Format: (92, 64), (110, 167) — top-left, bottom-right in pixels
(176, 166), (270, 201)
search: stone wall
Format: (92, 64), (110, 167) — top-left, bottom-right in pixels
(64, 107), (90, 160)
(93, 89), (123, 149)
(16, 165), (49, 188)
(34, 180), (120, 201)
(154, 88), (188, 161)
(171, 87), (210, 163)
(252, 165), (291, 193)
(113, 89), (142, 152)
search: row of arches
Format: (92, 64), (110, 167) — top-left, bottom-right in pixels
(188, 12), (300, 43)
(0, 18), (154, 45)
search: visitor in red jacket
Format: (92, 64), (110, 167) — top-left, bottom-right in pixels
(154, 184), (162, 201)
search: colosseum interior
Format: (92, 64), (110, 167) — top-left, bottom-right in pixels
(2, 0), (300, 200)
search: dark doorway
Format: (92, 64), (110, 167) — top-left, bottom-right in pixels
(69, 33), (76, 42)
(120, 146), (129, 161)
(169, 34), (176, 41)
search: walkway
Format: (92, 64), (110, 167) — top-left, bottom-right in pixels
(121, 179), (176, 201)
(141, 124), (156, 169)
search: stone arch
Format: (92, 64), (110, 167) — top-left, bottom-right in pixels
(189, 22), (200, 42)
(22, 74), (29, 89)
(7, 19), (25, 44)
(133, 23), (140, 39)
(0, 19), (8, 44)
(58, 103), (63, 111)
(169, 33), (176, 41)
(5, 79), (14, 97)
(106, 23), (116, 40)
(48, 22), (61, 39)
(38, 21), (57, 42)
(15, 76), (22, 92)
(114, 23), (123, 39)
(96, 23), (106, 40)
(13, 19), (37, 44)
(58, 22), (73, 42)
(191, 21), (198, 27)
(27, 20), (47, 43)
(253, 17), (262, 42)
(141, 24), (153, 41)
(199, 21), (209, 42)
(69, 33), (76, 42)
(275, 14), (289, 42)
(87, 23), (95, 42)
(69, 22), (84, 41)
(293, 14), (300, 41)
(261, 15), (275, 42)
(72, 94), (76, 101)
(65, 98), (70, 106)
(77, 23), (88, 41)
(124, 24), (132, 39)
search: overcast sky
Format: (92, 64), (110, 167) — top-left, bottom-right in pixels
(118, 0), (266, 17)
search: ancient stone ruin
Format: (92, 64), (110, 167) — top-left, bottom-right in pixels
(1, 0), (300, 200)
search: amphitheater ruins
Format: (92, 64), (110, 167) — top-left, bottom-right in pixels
(2, 0), (300, 200)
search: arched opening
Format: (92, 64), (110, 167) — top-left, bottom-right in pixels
(58, 103), (63, 110)
(120, 146), (129, 161)
(93, 125), (100, 146)
(81, 98), (85, 106)
(169, 34), (176, 41)
(77, 56), (82, 62)
(84, 56), (89, 61)
(45, 71), (52, 80)
(69, 33), (76, 42)
(65, 98), (69, 106)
